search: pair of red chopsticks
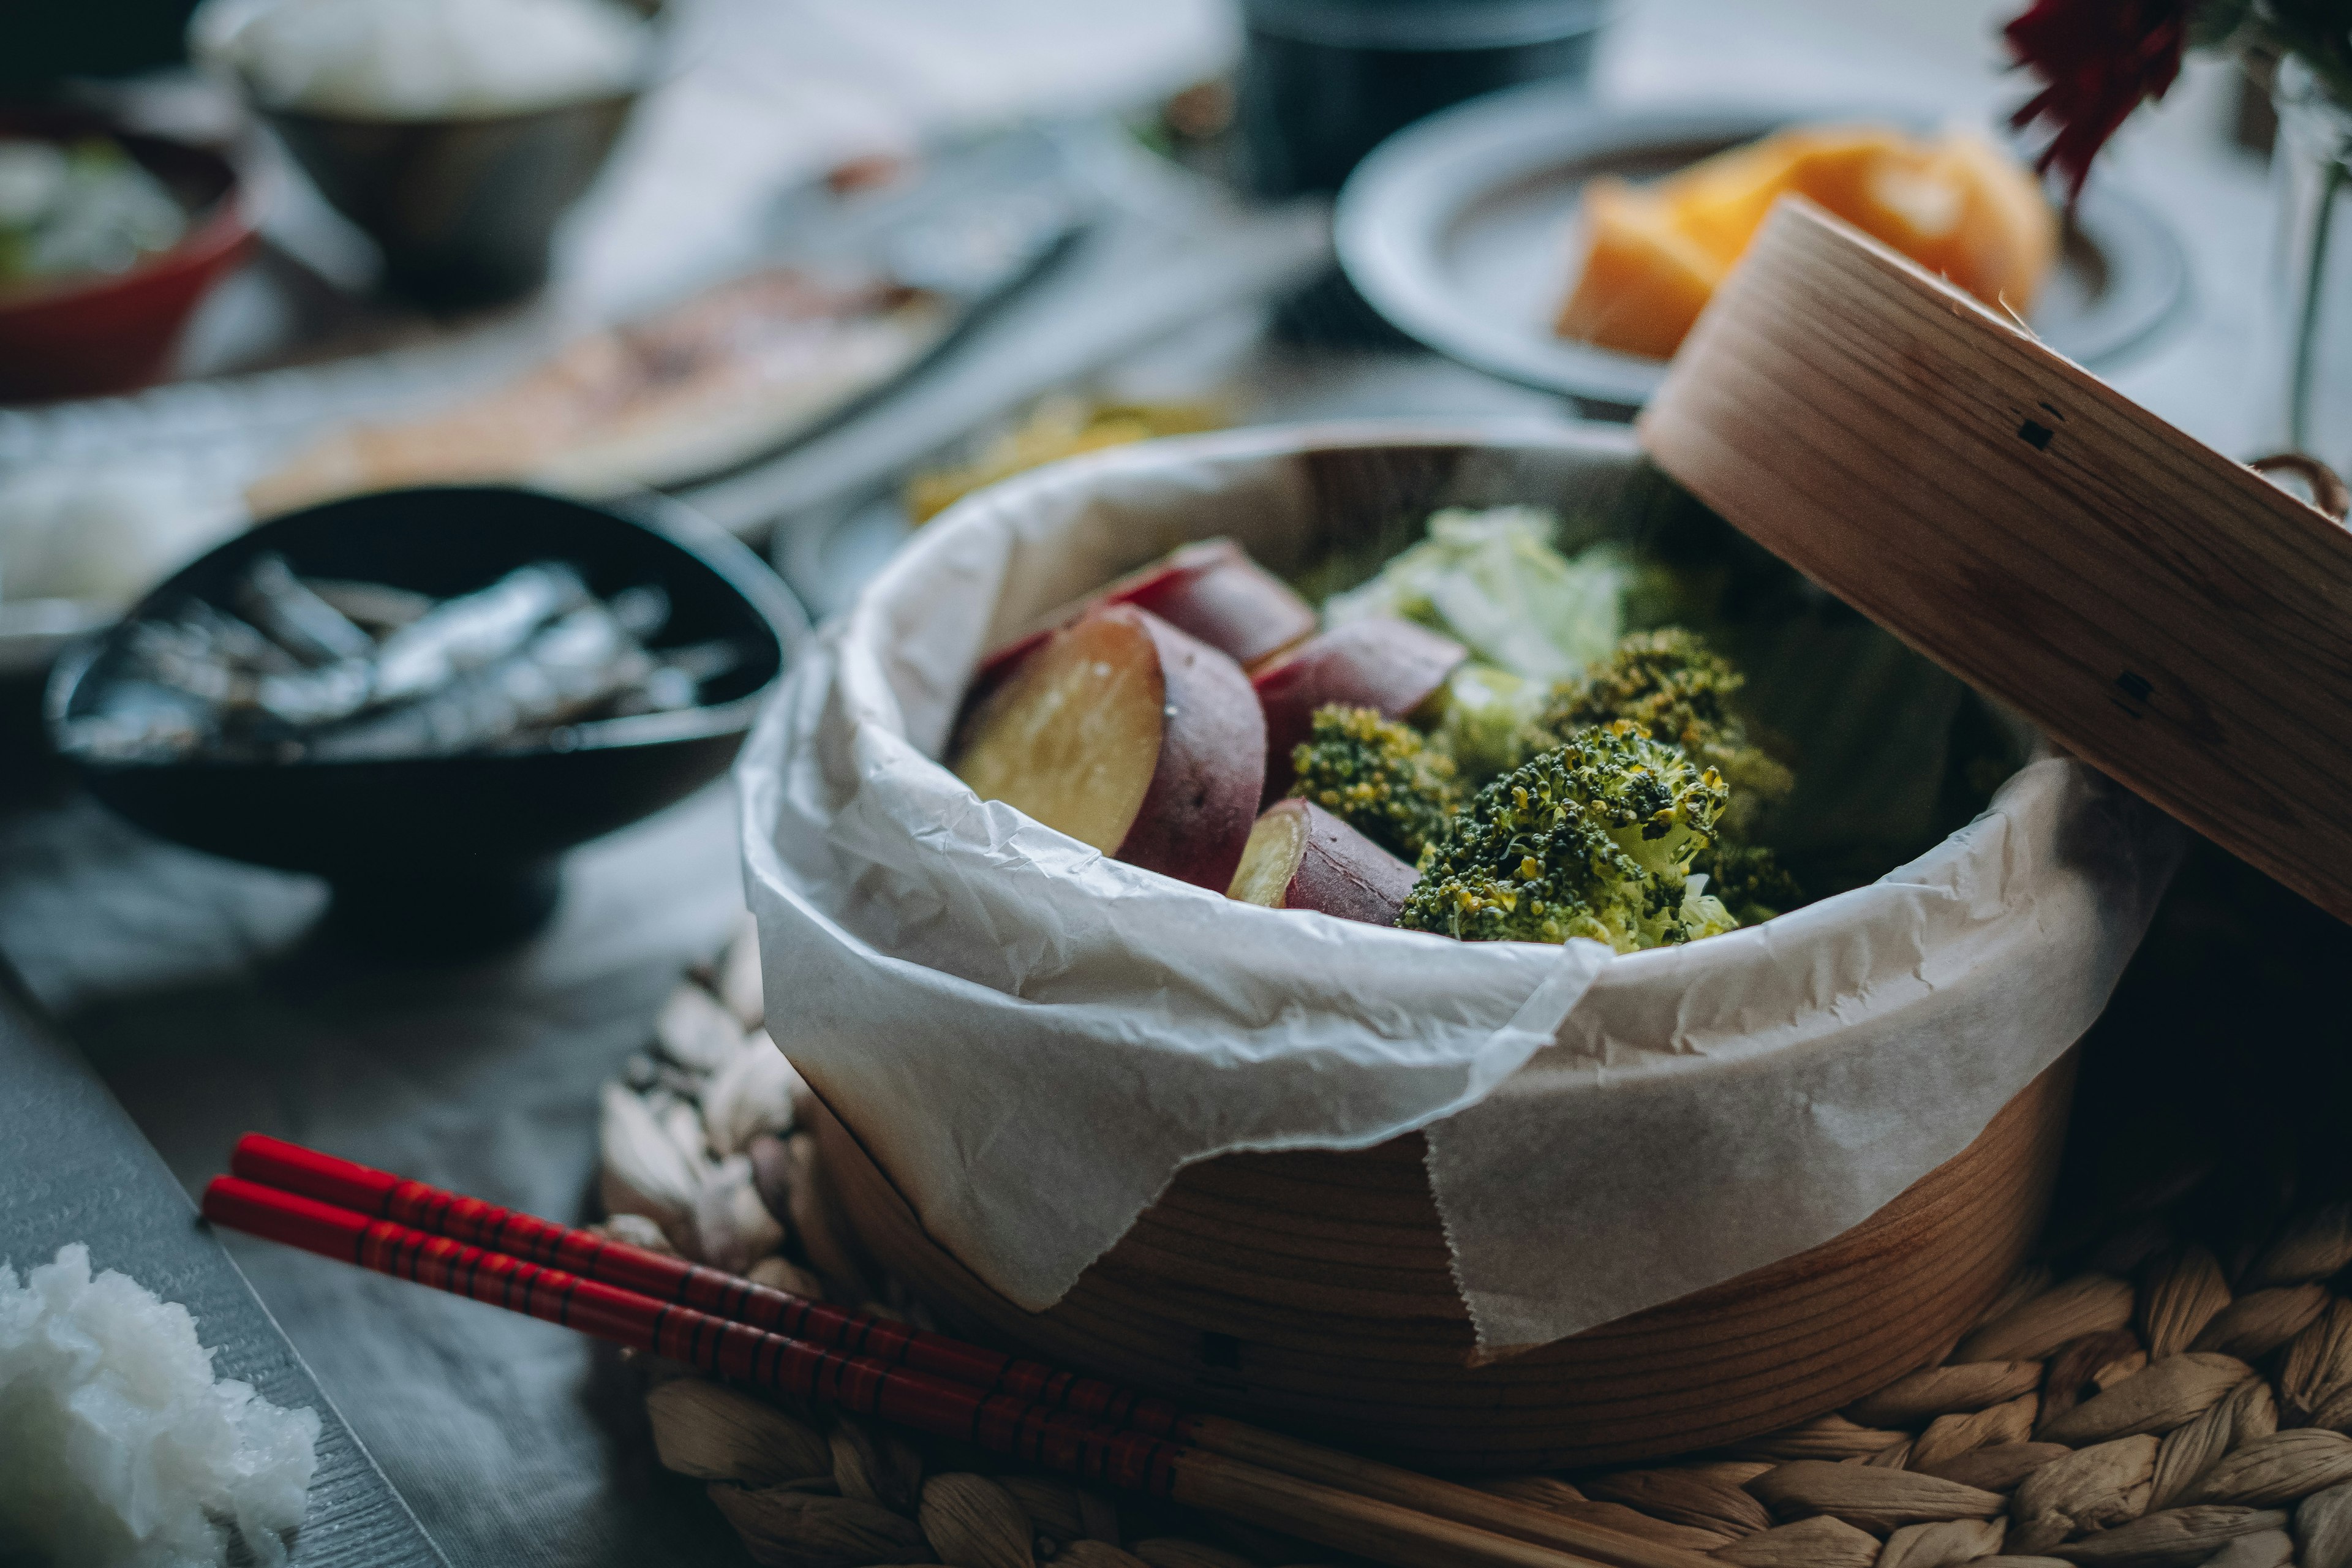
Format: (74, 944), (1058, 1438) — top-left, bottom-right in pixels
(206, 1136), (1711, 1568)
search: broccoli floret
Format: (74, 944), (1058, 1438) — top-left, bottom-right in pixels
(1694, 840), (1801, 927)
(1539, 628), (1794, 826)
(1396, 720), (1736, 951)
(1288, 704), (1463, 864)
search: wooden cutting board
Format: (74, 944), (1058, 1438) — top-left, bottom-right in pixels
(1640, 198), (2352, 924)
(0, 959), (447, 1568)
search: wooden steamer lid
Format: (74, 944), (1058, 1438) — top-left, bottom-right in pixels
(1640, 200), (2352, 924)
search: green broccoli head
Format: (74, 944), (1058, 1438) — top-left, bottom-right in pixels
(1396, 720), (1736, 951)
(1539, 627), (1794, 820)
(1288, 704), (1463, 864)
(1694, 840), (1802, 927)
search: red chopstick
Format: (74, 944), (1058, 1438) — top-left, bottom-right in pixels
(203, 1175), (1174, 1482)
(229, 1134), (1179, 1430)
(200, 1174), (1617, 1568)
(225, 1135), (1721, 1568)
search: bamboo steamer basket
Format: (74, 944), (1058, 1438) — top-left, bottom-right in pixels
(791, 418), (2111, 1474)
(764, 200), (2334, 1479)
(788, 182), (2323, 1461)
(816, 1054), (2071, 1473)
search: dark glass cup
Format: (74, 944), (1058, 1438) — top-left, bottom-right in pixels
(1238, 0), (1611, 197)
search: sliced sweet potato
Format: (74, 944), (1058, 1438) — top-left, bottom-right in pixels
(952, 605), (1265, 891)
(1227, 799), (1418, 925)
(968, 538), (1314, 703)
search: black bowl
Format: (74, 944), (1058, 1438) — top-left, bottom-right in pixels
(45, 486), (806, 953)
(263, 90), (638, 308)
(200, 0), (660, 307)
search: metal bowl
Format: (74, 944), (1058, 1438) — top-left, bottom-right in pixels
(47, 485), (805, 953)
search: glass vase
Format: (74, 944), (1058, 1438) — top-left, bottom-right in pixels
(2263, 56), (2352, 475)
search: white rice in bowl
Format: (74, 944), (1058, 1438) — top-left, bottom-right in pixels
(192, 0), (651, 120)
(0, 1245), (319, 1568)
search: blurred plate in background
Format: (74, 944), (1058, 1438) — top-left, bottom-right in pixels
(1336, 86), (2191, 414)
(0, 128), (1096, 677)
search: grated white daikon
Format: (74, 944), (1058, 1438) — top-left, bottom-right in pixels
(0, 1244), (320, 1568)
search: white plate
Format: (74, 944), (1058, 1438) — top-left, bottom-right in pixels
(1336, 87), (2190, 413)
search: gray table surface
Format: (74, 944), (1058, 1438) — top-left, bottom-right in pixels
(0, 2), (2281, 1564)
(0, 791), (752, 1567)
(0, 960), (445, 1568)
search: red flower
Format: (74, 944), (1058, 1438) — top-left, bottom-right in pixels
(2004, 0), (2195, 198)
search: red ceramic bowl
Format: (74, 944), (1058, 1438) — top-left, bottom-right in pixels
(0, 110), (257, 404)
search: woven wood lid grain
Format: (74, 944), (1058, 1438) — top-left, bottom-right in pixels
(1638, 198), (2352, 924)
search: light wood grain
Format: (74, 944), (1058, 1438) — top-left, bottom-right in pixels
(1639, 197), (2352, 924)
(816, 1052), (2073, 1473)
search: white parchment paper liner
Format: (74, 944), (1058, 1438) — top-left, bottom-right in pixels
(739, 421), (2183, 1357)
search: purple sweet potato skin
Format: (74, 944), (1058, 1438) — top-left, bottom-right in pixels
(1125, 538), (1318, 669)
(1253, 617), (1466, 803)
(1283, 799), (1418, 925)
(1113, 608), (1267, 894)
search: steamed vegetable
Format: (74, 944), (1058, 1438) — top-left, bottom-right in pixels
(1322, 507), (1633, 684)
(1541, 627), (1801, 921)
(1423, 662), (1550, 786)
(1692, 840), (1802, 928)
(1286, 704), (1463, 865)
(1395, 719), (1737, 951)
(952, 605), (1266, 893)
(1227, 799), (1418, 925)
(1539, 627), (1794, 835)
(1539, 629), (1789, 796)
(950, 503), (1836, 947)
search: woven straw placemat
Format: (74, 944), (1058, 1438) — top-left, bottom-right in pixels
(593, 845), (2352, 1568)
